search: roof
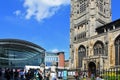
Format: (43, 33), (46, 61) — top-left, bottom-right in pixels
(0, 38), (45, 50)
(96, 18), (120, 31)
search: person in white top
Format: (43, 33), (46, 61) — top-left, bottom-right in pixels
(51, 71), (57, 80)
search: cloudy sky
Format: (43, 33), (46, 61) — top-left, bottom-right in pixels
(0, 0), (120, 60)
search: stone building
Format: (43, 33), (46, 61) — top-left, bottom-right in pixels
(69, 0), (120, 73)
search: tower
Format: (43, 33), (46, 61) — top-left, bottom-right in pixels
(70, 0), (111, 68)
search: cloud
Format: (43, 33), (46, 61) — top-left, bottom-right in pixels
(50, 48), (65, 53)
(17, 0), (70, 21)
(51, 49), (59, 53)
(14, 10), (21, 16)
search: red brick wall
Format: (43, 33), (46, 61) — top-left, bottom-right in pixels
(58, 52), (65, 67)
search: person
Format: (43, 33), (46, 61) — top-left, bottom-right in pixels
(96, 75), (101, 80)
(46, 72), (50, 80)
(14, 69), (19, 80)
(34, 70), (39, 80)
(4, 68), (10, 80)
(51, 71), (57, 80)
(37, 69), (43, 80)
(25, 70), (32, 80)
(19, 69), (25, 80)
(0, 68), (2, 80)
(9, 69), (14, 80)
(74, 71), (79, 80)
(100, 76), (104, 80)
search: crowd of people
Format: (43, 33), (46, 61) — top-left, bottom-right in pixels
(0, 68), (57, 80)
(73, 71), (105, 80)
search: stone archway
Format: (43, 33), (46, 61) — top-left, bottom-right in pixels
(88, 62), (96, 77)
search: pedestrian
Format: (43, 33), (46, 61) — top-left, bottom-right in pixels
(25, 70), (32, 80)
(34, 70), (39, 80)
(4, 68), (10, 80)
(91, 73), (95, 80)
(37, 69), (43, 80)
(14, 69), (19, 80)
(96, 75), (100, 80)
(9, 69), (14, 80)
(86, 77), (91, 80)
(74, 71), (79, 80)
(19, 69), (25, 80)
(100, 76), (104, 80)
(51, 71), (57, 80)
(46, 72), (50, 80)
(0, 68), (2, 80)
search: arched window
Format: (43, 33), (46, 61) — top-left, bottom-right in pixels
(93, 41), (104, 56)
(115, 35), (120, 65)
(78, 45), (86, 68)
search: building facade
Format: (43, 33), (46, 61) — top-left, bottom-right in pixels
(0, 39), (45, 68)
(45, 52), (65, 68)
(65, 60), (69, 68)
(70, 0), (120, 72)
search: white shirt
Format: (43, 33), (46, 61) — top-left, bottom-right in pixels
(51, 72), (56, 78)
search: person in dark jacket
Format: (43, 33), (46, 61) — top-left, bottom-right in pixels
(38, 69), (43, 80)
(4, 69), (10, 80)
(25, 70), (32, 80)
(14, 69), (19, 80)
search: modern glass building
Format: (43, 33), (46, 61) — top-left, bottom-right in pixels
(45, 52), (65, 68)
(0, 39), (45, 68)
(45, 52), (59, 66)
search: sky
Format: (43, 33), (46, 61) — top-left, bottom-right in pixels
(0, 0), (120, 60)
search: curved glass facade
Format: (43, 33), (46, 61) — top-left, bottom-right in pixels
(0, 39), (45, 68)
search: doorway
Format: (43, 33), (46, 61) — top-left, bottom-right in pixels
(88, 62), (96, 77)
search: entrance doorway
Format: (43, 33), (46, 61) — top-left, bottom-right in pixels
(88, 62), (96, 77)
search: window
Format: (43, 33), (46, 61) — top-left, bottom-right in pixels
(78, 45), (86, 68)
(79, 0), (87, 13)
(77, 10), (79, 14)
(97, 0), (104, 12)
(115, 35), (120, 65)
(93, 41), (104, 56)
(77, 32), (86, 40)
(74, 37), (76, 41)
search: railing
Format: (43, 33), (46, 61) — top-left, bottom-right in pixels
(99, 67), (120, 80)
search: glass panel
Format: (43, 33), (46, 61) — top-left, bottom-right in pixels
(0, 46), (44, 67)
